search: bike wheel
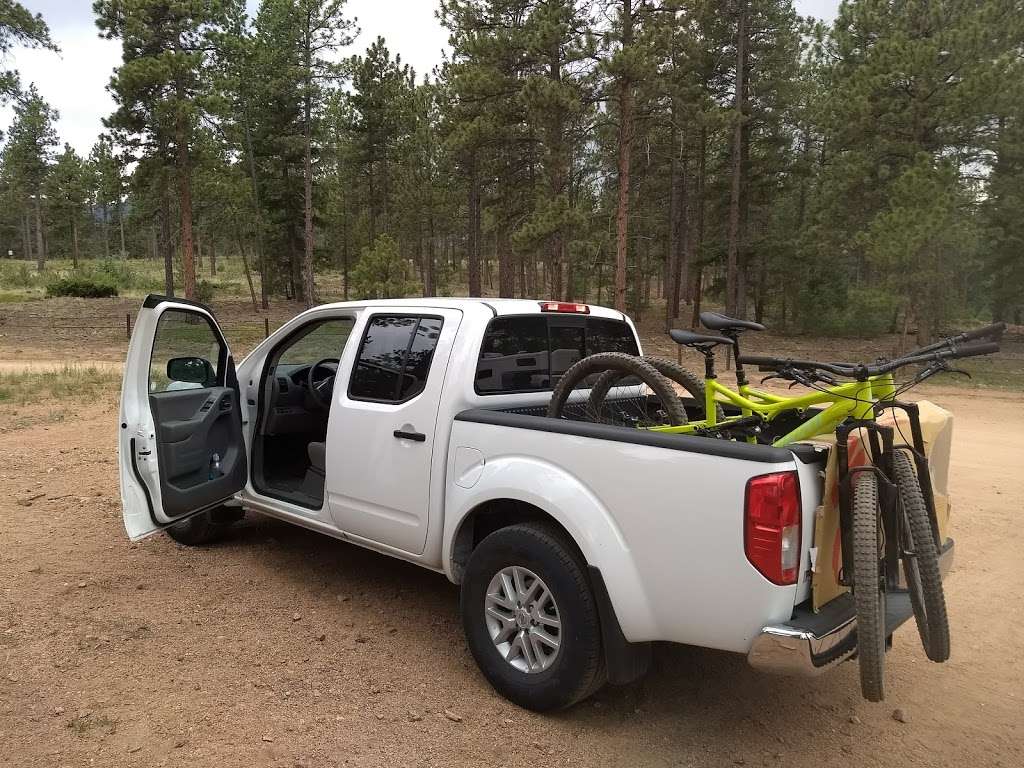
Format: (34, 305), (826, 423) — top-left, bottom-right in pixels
(547, 352), (687, 428)
(587, 356), (726, 423)
(892, 450), (950, 662)
(852, 471), (886, 702)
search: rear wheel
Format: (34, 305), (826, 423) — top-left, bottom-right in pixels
(892, 450), (950, 662)
(852, 471), (886, 702)
(460, 523), (604, 711)
(589, 356), (725, 422)
(547, 352), (687, 428)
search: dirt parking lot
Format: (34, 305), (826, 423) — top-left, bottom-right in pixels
(1, 301), (1022, 767)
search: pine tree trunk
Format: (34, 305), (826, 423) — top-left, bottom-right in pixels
(497, 224), (514, 298)
(71, 215), (80, 268)
(175, 111), (196, 300)
(210, 241), (217, 278)
(242, 112), (269, 310)
(236, 233), (258, 311)
(103, 204), (110, 260)
(686, 127), (707, 308)
(666, 134), (680, 327)
(424, 212), (436, 296)
(688, 129), (707, 328)
(160, 168), (174, 297)
(613, 0), (635, 313)
(119, 203), (127, 259)
(467, 155), (482, 296)
(34, 193), (46, 270)
(301, 20), (317, 308)
(677, 153), (690, 313)
(726, 0), (747, 317)
(22, 208), (32, 262)
(341, 193), (350, 300)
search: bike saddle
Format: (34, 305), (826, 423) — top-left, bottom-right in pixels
(700, 311), (766, 334)
(669, 329), (735, 348)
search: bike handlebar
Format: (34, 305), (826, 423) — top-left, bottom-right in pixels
(963, 322), (1007, 341)
(738, 340), (1001, 380)
(911, 321), (1006, 356)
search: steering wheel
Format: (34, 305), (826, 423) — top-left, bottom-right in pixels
(307, 358), (339, 409)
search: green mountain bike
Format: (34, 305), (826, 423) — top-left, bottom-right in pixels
(548, 315), (1005, 700)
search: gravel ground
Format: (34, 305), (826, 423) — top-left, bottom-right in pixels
(1, 386), (1022, 768)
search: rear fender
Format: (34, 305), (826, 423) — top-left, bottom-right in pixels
(443, 454), (657, 639)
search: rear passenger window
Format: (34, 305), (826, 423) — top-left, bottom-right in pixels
(475, 316), (639, 394)
(349, 315), (444, 402)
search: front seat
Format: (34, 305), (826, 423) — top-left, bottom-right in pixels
(301, 441), (327, 504)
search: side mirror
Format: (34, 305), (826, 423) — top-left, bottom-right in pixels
(167, 356), (215, 386)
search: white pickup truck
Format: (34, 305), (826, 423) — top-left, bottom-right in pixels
(118, 294), (916, 711)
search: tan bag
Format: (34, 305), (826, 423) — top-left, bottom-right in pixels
(811, 401), (953, 611)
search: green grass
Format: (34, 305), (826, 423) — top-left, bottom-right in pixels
(0, 366), (122, 405)
(0, 255), (269, 301)
(0, 291), (42, 303)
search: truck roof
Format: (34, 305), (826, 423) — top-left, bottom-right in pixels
(312, 297), (630, 321)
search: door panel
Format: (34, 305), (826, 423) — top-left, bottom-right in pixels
(149, 387), (247, 518)
(325, 308), (462, 554)
(119, 295), (247, 540)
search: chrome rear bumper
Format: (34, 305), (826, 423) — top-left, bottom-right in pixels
(748, 538), (954, 676)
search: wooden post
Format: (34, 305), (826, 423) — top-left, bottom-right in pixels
(264, 317), (270, 339)
(126, 312), (132, 339)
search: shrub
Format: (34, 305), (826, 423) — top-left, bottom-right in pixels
(351, 234), (421, 299)
(795, 286), (899, 337)
(194, 279), (216, 303)
(84, 258), (141, 290)
(45, 276), (119, 298)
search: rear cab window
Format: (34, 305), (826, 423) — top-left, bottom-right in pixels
(475, 314), (639, 394)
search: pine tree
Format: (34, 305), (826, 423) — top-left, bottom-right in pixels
(296, 0), (357, 306)
(518, 0), (596, 300)
(88, 135), (125, 260)
(0, 0), (55, 111)
(807, 0), (1021, 339)
(3, 85), (58, 269)
(95, 0), (239, 299)
(45, 144), (90, 267)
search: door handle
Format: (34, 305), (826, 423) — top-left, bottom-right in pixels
(393, 429), (426, 442)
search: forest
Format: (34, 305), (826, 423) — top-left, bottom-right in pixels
(1, 0), (1022, 342)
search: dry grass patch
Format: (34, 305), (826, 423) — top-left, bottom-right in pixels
(0, 366), (122, 405)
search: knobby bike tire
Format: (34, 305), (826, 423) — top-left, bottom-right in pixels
(853, 471), (886, 702)
(892, 450), (950, 663)
(546, 353), (687, 426)
(587, 356), (726, 423)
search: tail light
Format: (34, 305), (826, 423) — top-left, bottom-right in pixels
(745, 471), (802, 585)
(539, 301), (590, 314)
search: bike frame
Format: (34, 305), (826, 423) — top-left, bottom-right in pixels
(650, 373), (897, 448)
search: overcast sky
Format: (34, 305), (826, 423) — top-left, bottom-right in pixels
(0, 0), (840, 156)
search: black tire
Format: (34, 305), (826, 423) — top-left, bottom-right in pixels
(546, 352), (687, 427)
(852, 471), (886, 702)
(892, 450), (950, 662)
(460, 522), (604, 711)
(589, 356), (726, 422)
(165, 507), (242, 546)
